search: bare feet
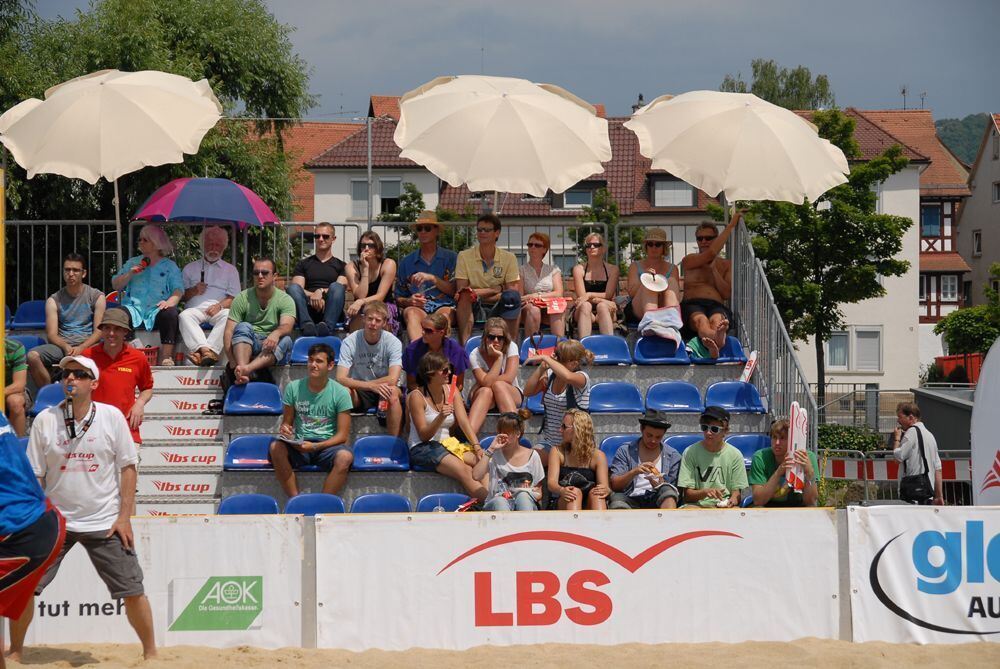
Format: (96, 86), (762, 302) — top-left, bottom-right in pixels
(200, 350), (218, 367)
(702, 336), (720, 358)
(187, 350), (203, 366)
(233, 365), (250, 385)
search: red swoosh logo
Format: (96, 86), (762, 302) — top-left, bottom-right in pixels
(437, 530), (739, 575)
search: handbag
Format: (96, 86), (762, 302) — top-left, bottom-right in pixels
(899, 426), (934, 504)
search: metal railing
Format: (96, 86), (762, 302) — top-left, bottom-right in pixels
(730, 220), (819, 448)
(813, 384), (915, 433)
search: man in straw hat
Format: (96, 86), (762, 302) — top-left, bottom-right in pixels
(395, 210), (459, 342)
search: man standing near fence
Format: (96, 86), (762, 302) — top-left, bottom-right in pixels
(892, 402), (943, 505)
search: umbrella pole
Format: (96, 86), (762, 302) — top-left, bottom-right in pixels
(1, 160), (6, 387)
(114, 178), (123, 268)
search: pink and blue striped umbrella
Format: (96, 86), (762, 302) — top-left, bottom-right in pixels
(134, 177), (279, 228)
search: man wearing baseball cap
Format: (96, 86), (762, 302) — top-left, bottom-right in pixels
(608, 410), (682, 510)
(82, 308), (154, 444)
(8, 356), (156, 661)
(395, 210), (458, 342)
(677, 405), (748, 508)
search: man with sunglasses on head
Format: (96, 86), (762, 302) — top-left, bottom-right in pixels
(223, 257), (296, 385)
(336, 301), (404, 436)
(677, 406), (747, 508)
(455, 214), (522, 344)
(680, 218), (739, 358)
(9, 356), (156, 661)
(287, 222), (348, 337)
(396, 210), (459, 342)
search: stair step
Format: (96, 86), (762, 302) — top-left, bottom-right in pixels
(145, 393), (221, 415)
(151, 367), (224, 390)
(135, 500), (217, 516)
(141, 416), (224, 441)
(137, 472), (220, 497)
(139, 444), (224, 470)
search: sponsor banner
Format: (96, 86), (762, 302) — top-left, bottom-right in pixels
(135, 502), (217, 516)
(142, 417), (223, 441)
(137, 473), (219, 496)
(139, 444), (224, 470)
(145, 394), (219, 415)
(152, 368), (223, 390)
(315, 510), (840, 651)
(848, 506), (1000, 643)
(972, 339), (1000, 504)
(26, 516), (303, 649)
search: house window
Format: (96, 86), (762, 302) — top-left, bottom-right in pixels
(973, 230), (983, 256)
(992, 279), (1000, 294)
(826, 332), (849, 369)
(350, 180), (369, 219)
(964, 281), (973, 304)
(919, 275), (927, 301)
(552, 254), (577, 275)
(992, 182), (1000, 203)
(379, 179), (401, 216)
(469, 191), (488, 200)
(564, 189), (593, 208)
(941, 275), (958, 301)
(652, 178), (696, 207)
(854, 329), (882, 372)
(920, 205), (942, 237)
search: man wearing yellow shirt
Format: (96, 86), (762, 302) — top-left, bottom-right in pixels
(455, 214), (522, 344)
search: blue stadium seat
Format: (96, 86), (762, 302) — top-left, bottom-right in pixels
(416, 493), (471, 512)
(4, 304), (10, 327)
(11, 301), (46, 330)
(691, 336), (749, 365)
(664, 434), (702, 455)
(480, 435), (534, 450)
(224, 435), (273, 471)
(589, 382), (644, 413)
(29, 383), (63, 417)
(465, 336), (481, 359)
(290, 336), (341, 364)
(645, 381), (704, 413)
(351, 435), (410, 471)
(17, 436), (28, 451)
(285, 493), (346, 515)
(704, 381), (766, 414)
(218, 493), (279, 515)
(524, 391), (544, 415)
(519, 334), (566, 363)
(224, 382), (282, 415)
(633, 337), (691, 365)
(350, 493), (412, 514)
(741, 495), (755, 508)
(727, 434), (771, 468)
(580, 335), (631, 366)
(599, 435), (636, 465)
(10, 335), (45, 352)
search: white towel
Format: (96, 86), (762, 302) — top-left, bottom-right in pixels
(637, 305), (683, 347)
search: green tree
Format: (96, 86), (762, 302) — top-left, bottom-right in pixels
(933, 262), (1000, 354)
(573, 187), (634, 271)
(935, 113), (991, 165)
(378, 182), (425, 260)
(721, 59), (835, 110)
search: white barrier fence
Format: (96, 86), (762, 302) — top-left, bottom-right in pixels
(17, 508), (1000, 650)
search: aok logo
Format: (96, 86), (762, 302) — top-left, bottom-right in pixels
(438, 530), (738, 627)
(871, 520), (1000, 633)
(169, 576), (263, 631)
(176, 376), (221, 387)
(160, 452), (218, 465)
(151, 480), (212, 494)
(163, 425), (219, 438)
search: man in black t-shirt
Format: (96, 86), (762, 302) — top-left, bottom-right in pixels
(287, 222), (348, 336)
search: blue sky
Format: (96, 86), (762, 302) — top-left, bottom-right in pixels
(38, 0), (999, 121)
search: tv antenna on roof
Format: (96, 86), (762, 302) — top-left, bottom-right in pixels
(900, 84), (908, 110)
(920, 91), (927, 109)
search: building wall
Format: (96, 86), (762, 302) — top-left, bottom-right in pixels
(312, 169), (442, 225)
(798, 165), (922, 390)
(958, 124), (1000, 305)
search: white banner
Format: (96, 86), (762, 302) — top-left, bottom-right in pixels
(139, 444), (224, 470)
(137, 473), (220, 497)
(315, 510), (840, 651)
(972, 339), (1000, 505)
(140, 417), (222, 441)
(24, 516), (303, 649)
(848, 506), (1000, 643)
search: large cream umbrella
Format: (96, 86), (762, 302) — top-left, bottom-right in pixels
(394, 75), (611, 198)
(624, 90), (849, 204)
(0, 69), (223, 261)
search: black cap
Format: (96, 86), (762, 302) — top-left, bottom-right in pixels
(638, 410), (671, 431)
(700, 405), (730, 423)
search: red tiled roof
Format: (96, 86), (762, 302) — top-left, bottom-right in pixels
(794, 109), (927, 162)
(307, 117), (418, 168)
(855, 109), (970, 197)
(279, 122), (362, 220)
(369, 95), (401, 121)
(920, 252), (971, 273)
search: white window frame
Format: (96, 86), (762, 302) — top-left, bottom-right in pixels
(825, 331), (849, 370)
(652, 177), (696, 207)
(992, 182), (1000, 203)
(564, 189), (593, 209)
(350, 179), (369, 220)
(973, 230), (983, 257)
(941, 275), (958, 301)
(378, 178), (402, 216)
(919, 275), (927, 301)
(853, 327), (883, 372)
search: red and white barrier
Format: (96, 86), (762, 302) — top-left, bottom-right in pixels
(823, 455), (971, 482)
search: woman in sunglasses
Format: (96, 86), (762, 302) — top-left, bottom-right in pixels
(519, 232), (565, 338)
(523, 339), (594, 451)
(402, 311), (469, 391)
(571, 232), (619, 337)
(345, 231), (397, 332)
(407, 352), (486, 501)
(546, 409), (609, 511)
(624, 228), (680, 324)
(467, 318), (523, 435)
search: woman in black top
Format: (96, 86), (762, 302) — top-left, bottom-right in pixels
(571, 233), (620, 337)
(547, 409), (609, 511)
(345, 231), (397, 332)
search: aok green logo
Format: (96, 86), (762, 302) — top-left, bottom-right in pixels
(169, 577), (263, 631)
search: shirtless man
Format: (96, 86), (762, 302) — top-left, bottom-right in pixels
(680, 216), (737, 357)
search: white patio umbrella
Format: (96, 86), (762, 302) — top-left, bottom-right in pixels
(0, 69), (223, 261)
(394, 75), (611, 198)
(624, 90), (849, 204)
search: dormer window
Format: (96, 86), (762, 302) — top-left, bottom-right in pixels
(651, 176), (695, 207)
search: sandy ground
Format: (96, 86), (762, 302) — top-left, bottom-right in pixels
(5, 640), (999, 668)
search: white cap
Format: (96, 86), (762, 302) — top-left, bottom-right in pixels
(58, 355), (100, 381)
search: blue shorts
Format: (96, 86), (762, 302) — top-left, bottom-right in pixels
(409, 441), (450, 470)
(274, 441), (351, 471)
(230, 322), (292, 364)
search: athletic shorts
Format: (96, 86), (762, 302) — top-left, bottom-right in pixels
(35, 529), (144, 599)
(276, 442), (352, 471)
(355, 389), (382, 413)
(0, 505), (66, 619)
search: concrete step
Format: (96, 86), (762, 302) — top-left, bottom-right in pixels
(141, 415), (224, 441)
(139, 443), (224, 471)
(137, 471), (219, 499)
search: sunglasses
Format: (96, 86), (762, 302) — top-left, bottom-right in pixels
(359, 242), (377, 249)
(63, 369), (94, 380)
(422, 327), (442, 335)
(700, 424), (724, 434)
(415, 225), (436, 233)
(252, 269), (272, 276)
(485, 333), (506, 342)
(526, 242), (546, 248)
(437, 367), (453, 376)
(476, 227), (496, 234)
(315, 234), (332, 240)
(63, 267), (85, 273)
(645, 241), (665, 248)
(696, 235), (718, 242)
(584, 242), (603, 249)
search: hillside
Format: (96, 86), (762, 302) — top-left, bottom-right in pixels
(935, 113), (990, 164)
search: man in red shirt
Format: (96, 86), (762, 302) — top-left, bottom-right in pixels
(83, 308), (154, 444)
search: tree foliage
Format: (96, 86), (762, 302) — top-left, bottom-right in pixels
(573, 187), (635, 271)
(935, 113), (991, 165)
(720, 59), (835, 110)
(933, 262), (1000, 354)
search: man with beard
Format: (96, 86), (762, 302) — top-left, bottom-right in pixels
(178, 226), (242, 366)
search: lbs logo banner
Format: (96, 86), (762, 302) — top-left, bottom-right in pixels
(849, 506), (1000, 643)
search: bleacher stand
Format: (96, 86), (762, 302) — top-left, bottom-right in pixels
(589, 382), (644, 413)
(727, 433), (771, 467)
(223, 382), (283, 415)
(599, 435), (635, 465)
(28, 383), (63, 418)
(224, 435), (273, 470)
(350, 493), (412, 514)
(664, 434), (702, 455)
(519, 334), (565, 363)
(10, 300), (47, 330)
(416, 493), (471, 512)
(581, 335), (632, 366)
(704, 381), (766, 414)
(691, 336), (748, 364)
(350, 435), (410, 472)
(645, 381), (704, 413)
(633, 336), (691, 365)
(10, 335), (44, 353)
(218, 493), (280, 515)
(285, 493), (346, 515)
(290, 336), (341, 364)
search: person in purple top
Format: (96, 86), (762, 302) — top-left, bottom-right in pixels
(403, 311), (469, 391)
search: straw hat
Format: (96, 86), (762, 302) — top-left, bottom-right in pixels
(644, 228), (670, 244)
(412, 210), (441, 228)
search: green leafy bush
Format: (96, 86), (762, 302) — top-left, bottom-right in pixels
(818, 424), (885, 453)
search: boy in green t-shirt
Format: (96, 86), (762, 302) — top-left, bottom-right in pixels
(270, 343), (353, 498)
(5, 338), (29, 435)
(678, 406), (748, 508)
(748, 418), (819, 507)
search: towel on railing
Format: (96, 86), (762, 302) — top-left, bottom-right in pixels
(637, 305), (683, 347)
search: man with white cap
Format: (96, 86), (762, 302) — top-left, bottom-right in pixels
(8, 355), (156, 661)
(178, 226), (242, 366)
